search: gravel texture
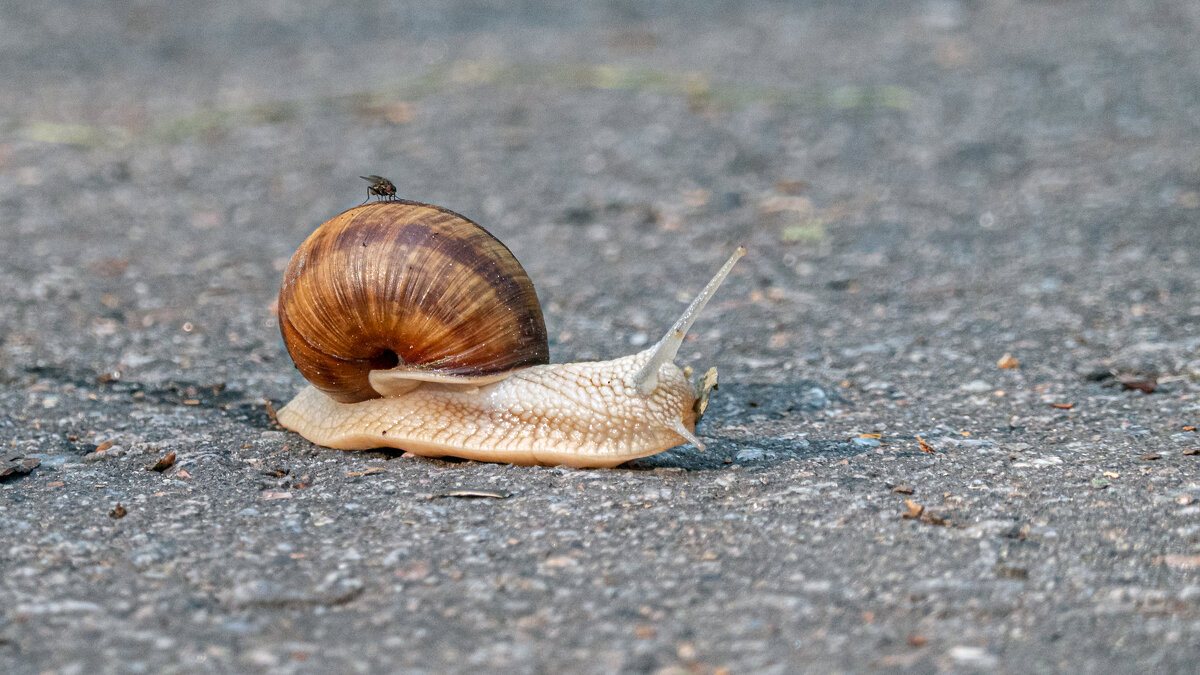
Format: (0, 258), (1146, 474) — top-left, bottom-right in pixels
(2, 1), (1200, 673)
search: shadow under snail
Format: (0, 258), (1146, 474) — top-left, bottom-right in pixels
(275, 198), (744, 468)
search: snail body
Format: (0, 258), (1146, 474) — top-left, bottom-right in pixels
(275, 200), (742, 468)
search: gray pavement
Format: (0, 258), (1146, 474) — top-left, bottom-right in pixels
(3, 1), (1200, 672)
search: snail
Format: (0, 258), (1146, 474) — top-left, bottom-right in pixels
(275, 198), (744, 468)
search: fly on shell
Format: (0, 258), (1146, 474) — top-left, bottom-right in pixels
(360, 175), (398, 203)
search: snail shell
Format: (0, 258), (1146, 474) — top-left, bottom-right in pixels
(277, 200), (549, 403)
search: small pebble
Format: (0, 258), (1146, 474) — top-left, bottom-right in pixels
(959, 380), (992, 393)
(735, 447), (767, 462)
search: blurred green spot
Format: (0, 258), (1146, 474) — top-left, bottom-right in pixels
(17, 60), (915, 148)
(826, 85), (913, 110)
(152, 110), (233, 144)
(24, 121), (131, 148)
(780, 218), (827, 243)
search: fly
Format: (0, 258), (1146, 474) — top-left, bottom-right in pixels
(360, 175), (397, 203)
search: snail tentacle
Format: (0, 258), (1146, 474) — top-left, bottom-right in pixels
(633, 246), (746, 395)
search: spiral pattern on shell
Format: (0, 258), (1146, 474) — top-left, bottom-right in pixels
(277, 200), (549, 403)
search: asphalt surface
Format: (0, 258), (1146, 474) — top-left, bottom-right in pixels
(3, 1), (1200, 673)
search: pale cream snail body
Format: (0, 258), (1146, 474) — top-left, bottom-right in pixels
(275, 197), (743, 468)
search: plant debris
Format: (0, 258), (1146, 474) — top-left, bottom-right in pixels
(428, 490), (511, 500)
(1156, 555), (1200, 569)
(147, 451), (176, 472)
(348, 468), (387, 477)
(264, 398), (280, 426)
(109, 503), (127, 519)
(901, 500), (924, 519)
(892, 485), (914, 495)
(1140, 453), (1161, 461)
(917, 436), (934, 454)
(1182, 449), (1200, 456)
(1117, 375), (1157, 394)
(997, 353), (1020, 370)
(692, 367), (719, 422)
(1049, 402), (1075, 410)
(1, 454), (41, 481)
(995, 564), (1029, 580)
(900, 499), (949, 526)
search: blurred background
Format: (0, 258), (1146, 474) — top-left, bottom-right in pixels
(3, 0), (1198, 392)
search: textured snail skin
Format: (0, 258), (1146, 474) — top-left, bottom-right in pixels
(275, 350), (697, 469)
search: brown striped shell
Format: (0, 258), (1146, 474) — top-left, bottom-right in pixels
(277, 200), (549, 403)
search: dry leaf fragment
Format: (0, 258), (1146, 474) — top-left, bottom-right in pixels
(109, 503), (127, 519)
(1182, 448), (1200, 456)
(923, 513), (949, 527)
(147, 451), (176, 472)
(385, 101), (416, 124)
(1184, 426), (1196, 432)
(1049, 402), (1074, 410)
(901, 499), (951, 526)
(692, 367), (719, 422)
(997, 353), (1020, 370)
(1140, 453), (1161, 461)
(1, 454), (40, 480)
(260, 491), (292, 500)
(347, 468), (387, 477)
(1118, 375), (1157, 394)
(858, 433), (882, 439)
(1157, 554), (1200, 569)
(429, 490), (511, 500)
(775, 179), (809, 195)
(95, 440), (115, 452)
(892, 485), (914, 495)
(1102, 471), (1120, 479)
(544, 556), (577, 569)
(917, 436), (934, 454)
(908, 635), (927, 647)
(264, 398), (279, 425)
